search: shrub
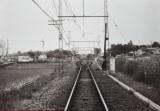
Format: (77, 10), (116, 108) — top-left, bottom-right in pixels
(151, 55), (160, 66)
(115, 56), (160, 87)
(134, 58), (160, 84)
(123, 59), (138, 76)
(115, 56), (126, 72)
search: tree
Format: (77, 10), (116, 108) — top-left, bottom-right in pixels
(128, 40), (133, 46)
(34, 51), (41, 60)
(46, 49), (72, 58)
(17, 51), (22, 55)
(94, 48), (101, 56)
(27, 51), (35, 58)
(46, 50), (55, 58)
(110, 41), (139, 57)
(152, 42), (160, 48)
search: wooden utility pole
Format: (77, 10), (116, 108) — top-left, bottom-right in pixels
(67, 31), (72, 50)
(59, 0), (64, 72)
(102, 0), (110, 71)
(6, 39), (9, 62)
(32, 0), (64, 72)
(102, 23), (108, 70)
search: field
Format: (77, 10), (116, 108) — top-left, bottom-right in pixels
(0, 61), (78, 110)
(0, 63), (57, 90)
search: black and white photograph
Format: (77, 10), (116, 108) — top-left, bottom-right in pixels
(0, 0), (160, 110)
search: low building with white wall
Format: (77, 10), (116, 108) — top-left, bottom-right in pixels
(0, 40), (6, 62)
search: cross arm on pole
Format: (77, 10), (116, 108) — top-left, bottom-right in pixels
(58, 15), (108, 18)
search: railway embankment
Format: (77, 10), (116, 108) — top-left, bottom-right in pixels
(91, 63), (154, 111)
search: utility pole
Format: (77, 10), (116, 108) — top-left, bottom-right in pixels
(5, 39), (9, 62)
(97, 35), (101, 48)
(82, 0), (85, 38)
(102, 23), (108, 70)
(102, 0), (110, 71)
(32, 0), (63, 72)
(41, 39), (45, 54)
(67, 31), (72, 50)
(59, 0), (64, 72)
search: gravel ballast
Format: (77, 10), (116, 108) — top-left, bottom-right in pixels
(91, 64), (153, 111)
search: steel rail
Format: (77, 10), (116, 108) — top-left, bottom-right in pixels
(64, 66), (82, 111)
(87, 65), (109, 111)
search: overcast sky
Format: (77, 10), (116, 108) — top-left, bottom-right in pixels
(0, 0), (160, 53)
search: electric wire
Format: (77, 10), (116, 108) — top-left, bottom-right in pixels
(32, 0), (55, 21)
(51, 0), (58, 15)
(63, 0), (72, 15)
(63, 0), (83, 34)
(32, 0), (59, 30)
(50, 0), (69, 49)
(108, 13), (128, 41)
(87, 8), (104, 16)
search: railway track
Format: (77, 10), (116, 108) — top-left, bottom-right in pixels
(64, 60), (155, 111)
(64, 63), (108, 111)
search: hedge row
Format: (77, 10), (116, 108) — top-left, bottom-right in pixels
(115, 55), (160, 87)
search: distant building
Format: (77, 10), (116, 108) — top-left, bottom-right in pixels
(134, 47), (160, 57)
(0, 40), (6, 62)
(38, 54), (47, 61)
(135, 49), (144, 56)
(147, 47), (160, 55)
(18, 56), (33, 63)
(128, 51), (134, 56)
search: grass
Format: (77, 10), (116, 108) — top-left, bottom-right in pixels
(0, 73), (54, 109)
(0, 60), (77, 109)
(0, 63), (58, 109)
(115, 55), (160, 87)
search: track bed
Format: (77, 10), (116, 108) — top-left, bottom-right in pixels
(66, 66), (106, 111)
(91, 64), (154, 111)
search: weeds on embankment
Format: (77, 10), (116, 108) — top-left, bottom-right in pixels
(0, 74), (54, 109)
(115, 55), (160, 88)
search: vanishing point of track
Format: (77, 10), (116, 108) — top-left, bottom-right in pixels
(64, 62), (109, 111)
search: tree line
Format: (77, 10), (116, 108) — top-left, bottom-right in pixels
(110, 41), (160, 57)
(16, 49), (74, 59)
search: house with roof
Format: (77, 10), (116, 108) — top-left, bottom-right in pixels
(147, 47), (160, 55)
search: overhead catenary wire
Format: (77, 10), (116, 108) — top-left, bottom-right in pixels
(82, 0), (85, 39)
(32, 0), (60, 30)
(51, 0), (58, 15)
(85, 6), (127, 42)
(63, 0), (74, 15)
(63, 0), (83, 34)
(63, 0), (73, 15)
(88, 5), (127, 42)
(31, 0), (69, 51)
(87, 8), (104, 16)
(50, 0), (69, 49)
(32, 0), (68, 51)
(32, 0), (55, 21)
(108, 13), (128, 41)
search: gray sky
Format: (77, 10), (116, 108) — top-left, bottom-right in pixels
(0, 0), (160, 53)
